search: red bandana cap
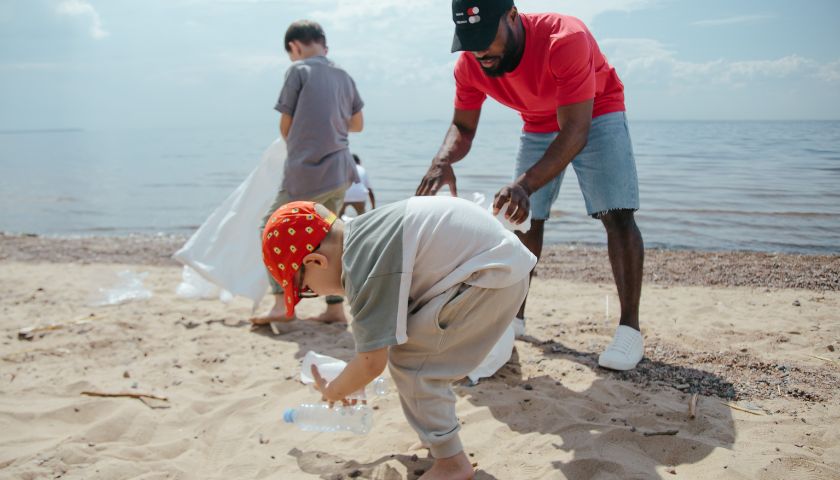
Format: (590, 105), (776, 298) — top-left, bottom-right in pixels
(261, 201), (337, 317)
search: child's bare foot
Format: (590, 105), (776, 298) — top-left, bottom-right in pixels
(250, 297), (295, 325)
(305, 302), (347, 324)
(419, 452), (473, 480)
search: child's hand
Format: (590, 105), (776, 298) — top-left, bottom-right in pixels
(311, 364), (361, 407)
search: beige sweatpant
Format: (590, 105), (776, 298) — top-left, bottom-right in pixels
(388, 277), (529, 459)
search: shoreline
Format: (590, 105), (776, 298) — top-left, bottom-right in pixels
(2, 232), (838, 291)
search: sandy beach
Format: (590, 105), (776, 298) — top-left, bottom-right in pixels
(1, 234), (839, 479)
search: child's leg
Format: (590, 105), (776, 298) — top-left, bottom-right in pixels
(388, 278), (529, 466)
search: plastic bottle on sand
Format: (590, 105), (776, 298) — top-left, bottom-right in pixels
(283, 403), (373, 434)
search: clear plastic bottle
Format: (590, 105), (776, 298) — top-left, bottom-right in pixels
(283, 403), (373, 435)
(366, 376), (389, 397)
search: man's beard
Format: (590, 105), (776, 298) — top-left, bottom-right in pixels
(478, 24), (521, 77)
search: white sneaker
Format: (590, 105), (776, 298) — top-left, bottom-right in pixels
(512, 317), (526, 338)
(598, 325), (644, 371)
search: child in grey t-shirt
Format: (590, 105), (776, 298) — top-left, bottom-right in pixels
(262, 197), (536, 479)
(253, 19), (364, 326)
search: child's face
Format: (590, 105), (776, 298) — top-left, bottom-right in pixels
(298, 252), (343, 297)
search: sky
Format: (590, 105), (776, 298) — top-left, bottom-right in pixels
(1, 0), (839, 130)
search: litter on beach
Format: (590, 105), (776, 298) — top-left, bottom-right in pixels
(90, 270), (152, 306)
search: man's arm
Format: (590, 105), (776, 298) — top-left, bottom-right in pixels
(367, 190), (376, 209)
(312, 347), (388, 403)
(348, 111), (364, 133)
(493, 99), (593, 224)
(415, 108), (481, 197)
(280, 113), (293, 140)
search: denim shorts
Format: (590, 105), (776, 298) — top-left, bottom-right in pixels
(514, 111), (639, 220)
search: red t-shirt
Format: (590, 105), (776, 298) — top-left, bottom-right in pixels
(454, 13), (625, 133)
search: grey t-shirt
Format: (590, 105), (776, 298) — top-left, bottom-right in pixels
(275, 55), (363, 198)
(342, 197), (537, 352)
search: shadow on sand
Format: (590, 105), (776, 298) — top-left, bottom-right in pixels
(455, 338), (736, 479)
(252, 321), (736, 479)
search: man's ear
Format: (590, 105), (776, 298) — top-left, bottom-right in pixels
(302, 252), (328, 269)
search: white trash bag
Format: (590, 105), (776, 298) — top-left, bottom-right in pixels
(467, 321), (516, 384)
(173, 138), (287, 309)
(469, 192), (531, 233)
(175, 265), (233, 303)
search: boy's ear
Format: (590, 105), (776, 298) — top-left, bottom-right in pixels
(288, 40), (302, 57)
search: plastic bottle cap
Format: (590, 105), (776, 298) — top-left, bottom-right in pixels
(283, 408), (295, 423)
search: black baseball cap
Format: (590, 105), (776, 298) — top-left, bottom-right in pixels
(451, 0), (514, 53)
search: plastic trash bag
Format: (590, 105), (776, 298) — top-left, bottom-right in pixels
(91, 270), (153, 306)
(469, 192), (531, 233)
(467, 321), (516, 384)
(173, 138), (286, 309)
(175, 265), (233, 303)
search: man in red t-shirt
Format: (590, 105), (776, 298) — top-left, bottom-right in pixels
(417, 0), (645, 374)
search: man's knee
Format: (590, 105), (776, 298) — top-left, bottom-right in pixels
(599, 209), (637, 233)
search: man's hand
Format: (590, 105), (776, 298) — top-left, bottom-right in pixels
(416, 162), (458, 197)
(416, 109), (480, 197)
(492, 182), (531, 225)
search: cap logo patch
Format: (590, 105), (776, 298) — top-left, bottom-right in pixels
(469, 15), (480, 24)
(467, 6), (479, 15)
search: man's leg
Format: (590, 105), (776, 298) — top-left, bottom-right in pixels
(350, 201), (367, 215)
(571, 112), (644, 370)
(600, 210), (644, 331)
(511, 132), (564, 336)
(513, 219), (545, 319)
